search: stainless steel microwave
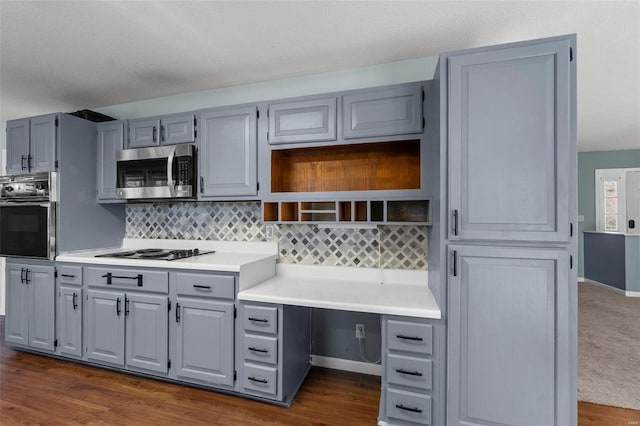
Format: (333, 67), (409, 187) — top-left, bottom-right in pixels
(116, 143), (196, 200)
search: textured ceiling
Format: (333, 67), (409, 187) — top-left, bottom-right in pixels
(0, 0), (639, 152)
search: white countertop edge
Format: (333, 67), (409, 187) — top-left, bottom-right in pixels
(237, 292), (441, 319)
(274, 263), (428, 286)
(583, 231), (640, 237)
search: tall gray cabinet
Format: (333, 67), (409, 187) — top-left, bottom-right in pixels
(439, 35), (577, 425)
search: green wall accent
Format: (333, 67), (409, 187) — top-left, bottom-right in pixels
(578, 149), (640, 276)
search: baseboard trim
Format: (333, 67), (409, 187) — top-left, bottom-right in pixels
(581, 279), (640, 297)
(310, 355), (382, 376)
(578, 277), (585, 282)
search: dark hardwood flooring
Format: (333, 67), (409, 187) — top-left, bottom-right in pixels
(1, 316), (638, 425)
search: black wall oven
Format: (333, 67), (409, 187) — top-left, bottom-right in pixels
(0, 173), (56, 260)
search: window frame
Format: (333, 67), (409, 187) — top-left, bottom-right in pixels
(595, 167), (640, 233)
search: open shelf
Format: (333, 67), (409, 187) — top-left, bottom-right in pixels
(270, 140), (421, 193)
(262, 199), (431, 225)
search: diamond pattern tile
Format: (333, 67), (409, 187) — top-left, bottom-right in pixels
(126, 202), (427, 270)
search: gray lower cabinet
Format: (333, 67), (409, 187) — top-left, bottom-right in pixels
(447, 246), (570, 426)
(173, 298), (234, 386)
(57, 265), (83, 358)
(57, 285), (83, 358)
(97, 121), (126, 202)
(447, 37), (572, 243)
(267, 96), (337, 144)
(197, 105), (257, 198)
(342, 84), (423, 139)
(86, 289), (125, 366)
(87, 289), (169, 373)
(379, 316), (441, 426)
(238, 302), (310, 404)
(5, 262), (56, 352)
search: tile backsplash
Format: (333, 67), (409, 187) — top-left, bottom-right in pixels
(126, 202), (427, 270)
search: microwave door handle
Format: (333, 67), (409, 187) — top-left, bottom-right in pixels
(166, 145), (177, 198)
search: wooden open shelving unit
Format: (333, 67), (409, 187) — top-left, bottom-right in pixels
(262, 199), (431, 225)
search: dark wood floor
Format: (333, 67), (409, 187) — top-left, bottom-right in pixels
(0, 317), (638, 425)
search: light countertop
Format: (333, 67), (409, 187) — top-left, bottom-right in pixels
(56, 239), (278, 289)
(238, 264), (441, 319)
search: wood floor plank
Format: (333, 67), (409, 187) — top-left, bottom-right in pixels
(1, 316), (638, 425)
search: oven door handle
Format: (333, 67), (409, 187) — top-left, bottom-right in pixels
(166, 145), (177, 198)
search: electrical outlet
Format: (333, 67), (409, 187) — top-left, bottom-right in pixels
(265, 225), (274, 240)
(355, 323), (365, 339)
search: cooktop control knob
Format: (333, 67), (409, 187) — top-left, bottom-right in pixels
(4, 185), (13, 192)
(193, 248), (199, 255)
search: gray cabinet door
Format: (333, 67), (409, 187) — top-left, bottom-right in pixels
(6, 119), (30, 174)
(198, 106), (257, 198)
(97, 121), (125, 202)
(27, 265), (56, 351)
(447, 245), (570, 426)
(175, 298), (234, 387)
(5, 264), (29, 346)
(343, 85), (423, 139)
(58, 286), (83, 357)
(268, 97), (337, 144)
(125, 293), (168, 374)
(128, 118), (160, 148)
(29, 114), (57, 173)
(448, 39), (571, 242)
(87, 289), (125, 366)
(161, 113), (195, 145)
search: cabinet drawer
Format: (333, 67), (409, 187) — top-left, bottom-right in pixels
(86, 267), (168, 293)
(386, 353), (432, 391)
(242, 363), (278, 397)
(243, 334), (278, 365)
(176, 272), (235, 300)
(387, 320), (432, 355)
(243, 305), (278, 334)
(386, 388), (432, 425)
(58, 266), (82, 286)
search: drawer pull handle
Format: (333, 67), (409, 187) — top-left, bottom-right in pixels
(248, 317), (268, 323)
(396, 369), (423, 377)
(101, 273), (143, 287)
(396, 404), (422, 414)
(61, 274), (76, 278)
(193, 284), (211, 290)
(248, 347), (268, 353)
(248, 376), (268, 384)
(396, 334), (423, 342)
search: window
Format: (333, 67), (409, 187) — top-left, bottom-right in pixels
(595, 168), (640, 233)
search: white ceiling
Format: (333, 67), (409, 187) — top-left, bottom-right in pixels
(1, 0), (639, 152)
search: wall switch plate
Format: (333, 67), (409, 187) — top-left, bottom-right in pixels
(578, 215), (584, 222)
(265, 225), (274, 240)
(355, 323), (365, 339)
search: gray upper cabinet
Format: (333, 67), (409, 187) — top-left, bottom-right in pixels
(268, 97), (337, 144)
(127, 113), (195, 148)
(29, 114), (57, 173)
(125, 293), (169, 374)
(6, 114), (57, 174)
(343, 84), (423, 139)
(174, 298), (234, 387)
(448, 38), (572, 242)
(6, 119), (31, 174)
(86, 289), (126, 366)
(97, 121), (125, 202)
(198, 106), (257, 198)
(4, 263), (55, 352)
(447, 245), (570, 426)
(128, 118), (160, 148)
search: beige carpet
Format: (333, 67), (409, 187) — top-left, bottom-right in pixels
(579, 282), (640, 410)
